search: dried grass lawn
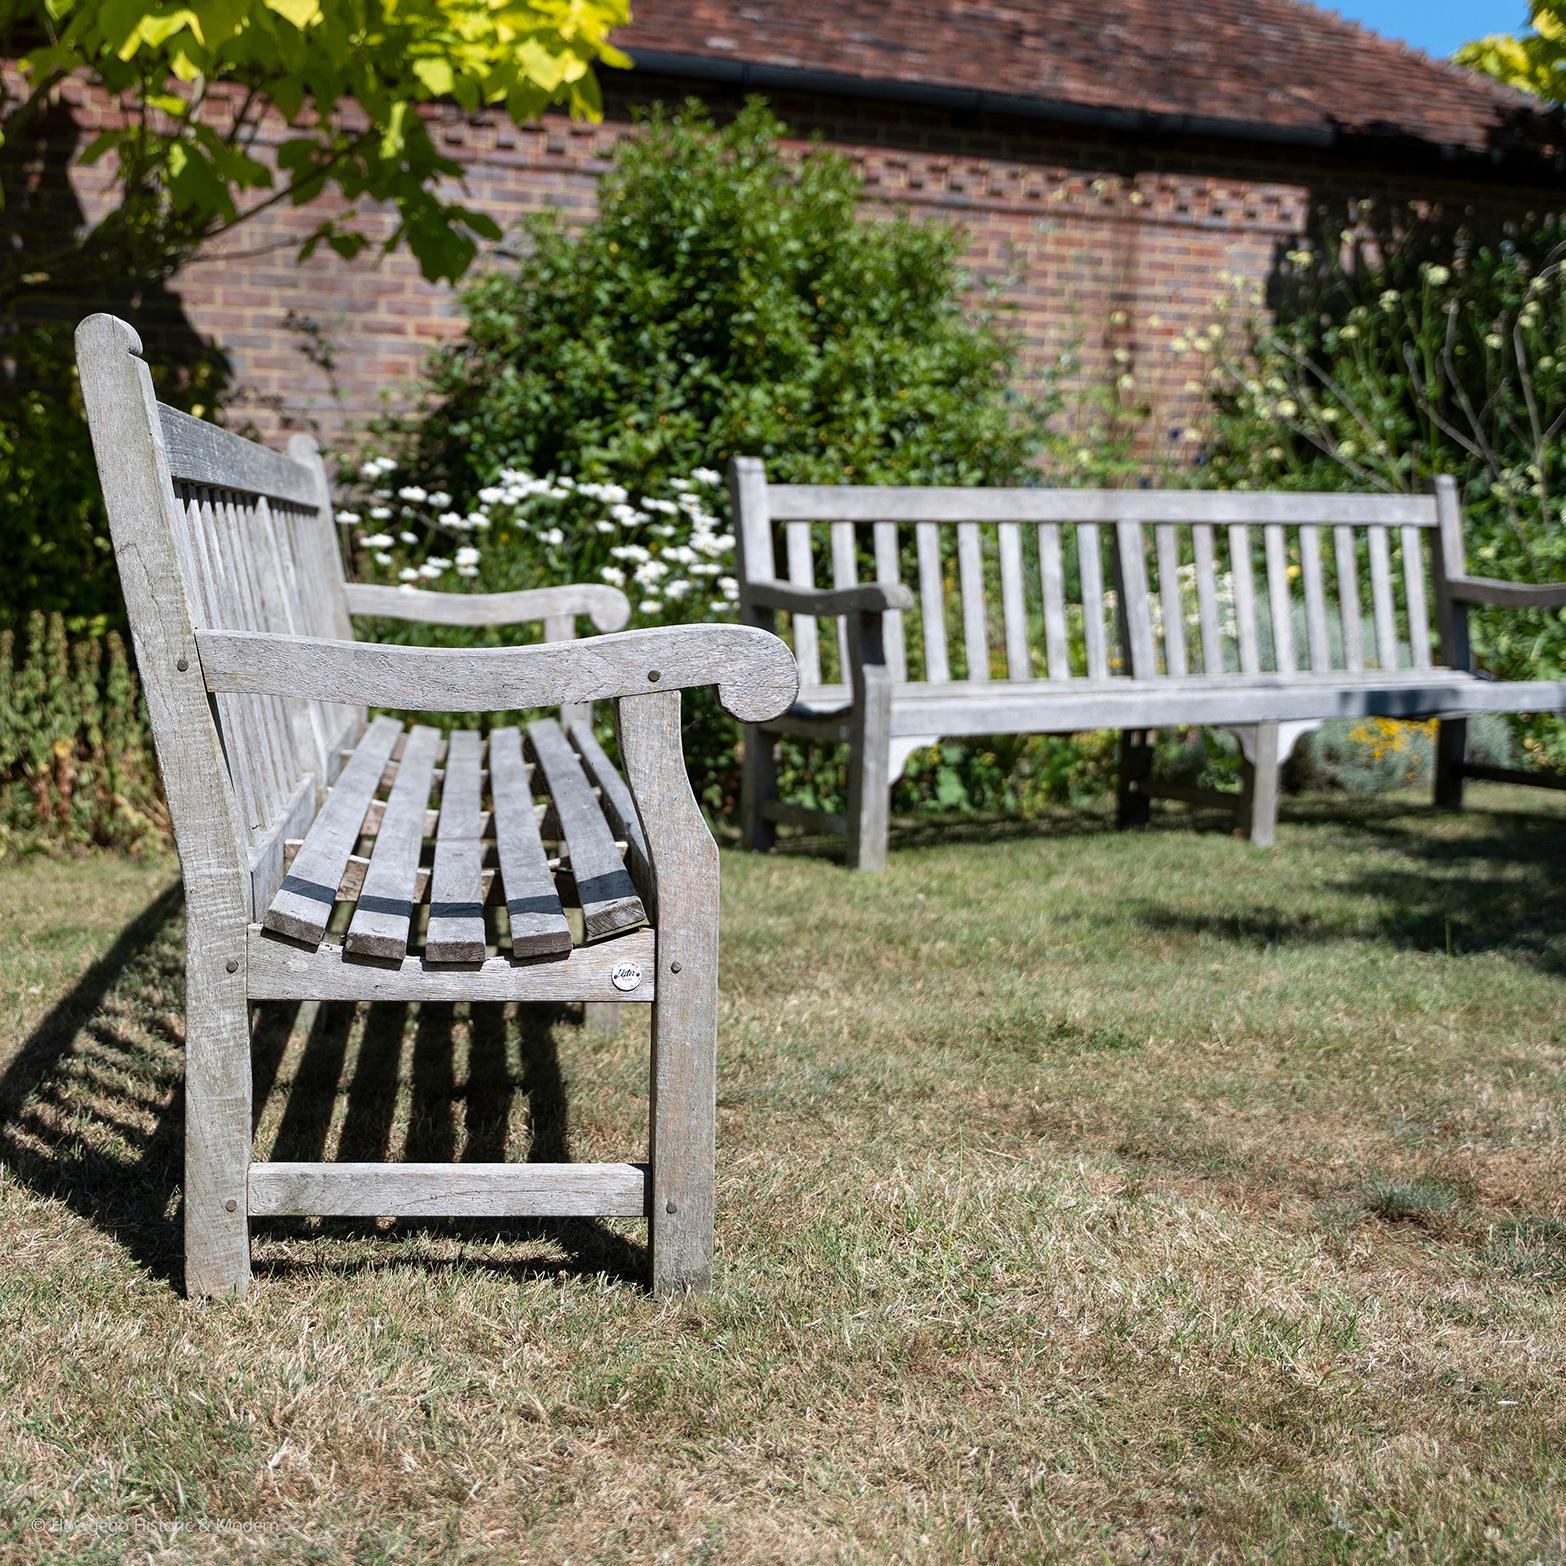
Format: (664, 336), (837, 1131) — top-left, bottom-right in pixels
(2, 789), (1565, 1563)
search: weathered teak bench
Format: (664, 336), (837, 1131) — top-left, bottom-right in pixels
(730, 459), (1566, 870)
(76, 315), (796, 1298)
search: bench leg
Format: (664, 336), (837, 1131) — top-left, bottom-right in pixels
(184, 958), (252, 1298)
(1434, 718), (1467, 809)
(648, 942), (717, 1296)
(618, 689), (721, 1296)
(583, 1002), (622, 1036)
(741, 724), (778, 853)
(1117, 730), (1154, 827)
(845, 634), (894, 872)
(1238, 722), (1281, 847)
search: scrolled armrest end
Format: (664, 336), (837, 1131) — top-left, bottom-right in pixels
(706, 624), (800, 723)
(585, 586), (632, 632)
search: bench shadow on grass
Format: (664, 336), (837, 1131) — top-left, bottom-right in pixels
(250, 999), (647, 1288)
(0, 885), (644, 1292)
(0, 883), (187, 1287)
(769, 789), (1566, 972)
(1131, 795), (1566, 975)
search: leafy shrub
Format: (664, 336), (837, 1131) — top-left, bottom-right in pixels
(1194, 203), (1566, 770)
(1292, 713), (1516, 795)
(0, 614), (167, 853)
(391, 98), (1049, 500)
(370, 97), (1054, 817)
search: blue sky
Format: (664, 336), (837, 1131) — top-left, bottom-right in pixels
(1324, 0), (1526, 58)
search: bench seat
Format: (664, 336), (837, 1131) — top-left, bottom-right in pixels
(254, 714), (657, 1000)
(781, 670), (1566, 739)
(264, 715), (648, 962)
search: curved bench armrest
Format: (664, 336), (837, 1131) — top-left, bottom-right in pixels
(745, 577), (916, 616)
(344, 581), (631, 632)
(194, 624), (798, 723)
(1446, 575), (1566, 610)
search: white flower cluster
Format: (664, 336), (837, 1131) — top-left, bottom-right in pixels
(342, 456), (737, 616)
(346, 457), (489, 581)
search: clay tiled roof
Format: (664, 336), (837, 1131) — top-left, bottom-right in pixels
(617, 0), (1564, 168)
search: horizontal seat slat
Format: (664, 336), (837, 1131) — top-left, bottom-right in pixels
(867, 672), (1566, 738)
(489, 726), (572, 958)
(527, 718), (646, 942)
(426, 728), (487, 964)
(569, 720), (653, 906)
(343, 724), (441, 960)
(263, 715), (402, 946)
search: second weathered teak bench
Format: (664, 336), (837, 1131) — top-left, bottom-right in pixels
(731, 459), (1566, 869)
(77, 314), (797, 1298)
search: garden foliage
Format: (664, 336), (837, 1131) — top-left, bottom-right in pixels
(1196, 205), (1566, 768)
(1457, 2), (1566, 105)
(392, 99), (1048, 499)
(0, 0), (629, 632)
(0, 615), (165, 852)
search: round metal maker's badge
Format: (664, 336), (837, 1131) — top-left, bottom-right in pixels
(610, 960), (643, 993)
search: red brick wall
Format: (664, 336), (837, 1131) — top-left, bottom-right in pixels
(30, 71), (1561, 468)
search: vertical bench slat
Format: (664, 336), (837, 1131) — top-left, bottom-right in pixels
(272, 501), (339, 768)
(1191, 523), (1222, 675)
(1402, 525), (1433, 668)
(1228, 525), (1260, 675)
(1155, 525), (1187, 677)
(1264, 523), (1296, 674)
(1299, 525), (1331, 672)
(1038, 523), (1071, 680)
(225, 492), (300, 818)
(232, 493), (309, 801)
(488, 726), (571, 957)
(1334, 524), (1365, 672)
(785, 521), (822, 689)
(830, 521), (859, 684)
(279, 497), (350, 769)
(176, 488), (263, 835)
(344, 723), (441, 960)
(1078, 523), (1109, 679)
(527, 718), (646, 940)
(915, 521), (949, 683)
(257, 498), (330, 780)
(1367, 526), (1398, 669)
(997, 521), (1031, 679)
(872, 520), (907, 682)
(1114, 521), (1158, 676)
(210, 492), (285, 828)
(426, 728), (487, 964)
(956, 521), (989, 681)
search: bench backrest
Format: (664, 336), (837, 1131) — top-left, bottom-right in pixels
(77, 315), (359, 913)
(732, 463), (1463, 688)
